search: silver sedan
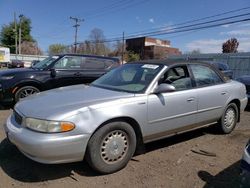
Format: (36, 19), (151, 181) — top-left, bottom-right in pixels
(4, 60), (248, 174)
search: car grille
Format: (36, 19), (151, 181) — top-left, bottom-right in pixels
(14, 110), (23, 125)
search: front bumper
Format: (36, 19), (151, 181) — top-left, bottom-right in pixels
(4, 115), (91, 164)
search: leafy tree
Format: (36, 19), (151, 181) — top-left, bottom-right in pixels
(222, 38), (239, 53)
(48, 44), (67, 55)
(125, 51), (140, 62)
(0, 16), (35, 53)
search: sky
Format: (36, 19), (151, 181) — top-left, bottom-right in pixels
(0, 0), (250, 54)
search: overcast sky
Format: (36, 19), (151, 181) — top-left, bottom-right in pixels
(0, 0), (250, 54)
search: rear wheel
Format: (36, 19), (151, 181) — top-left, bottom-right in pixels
(15, 86), (40, 102)
(86, 121), (136, 174)
(219, 103), (238, 134)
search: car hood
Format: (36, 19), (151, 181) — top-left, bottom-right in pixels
(0, 68), (37, 76)
(15, 84), (134, 120)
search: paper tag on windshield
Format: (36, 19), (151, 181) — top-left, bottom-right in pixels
(142, 64), (159, 69)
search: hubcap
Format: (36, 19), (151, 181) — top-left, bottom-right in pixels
(101, 130), (128, 164)
(224, 108), (235, 128)
(19, 88), (39, 99)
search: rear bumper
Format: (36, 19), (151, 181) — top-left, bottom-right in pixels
(4, 115), (91, 164)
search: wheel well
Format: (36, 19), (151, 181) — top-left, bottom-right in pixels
(97, 117), (145, 155)
(229, 99), (240, 122)
(14, 82), (42, 93)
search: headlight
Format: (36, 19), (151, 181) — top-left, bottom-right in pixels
(1, 75), (14, 80)
(25, 118), (75, 133)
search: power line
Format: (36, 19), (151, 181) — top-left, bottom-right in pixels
(84, 0), (151, 20)
(76, 16), (250, 44)
(122, 6), (250, 36)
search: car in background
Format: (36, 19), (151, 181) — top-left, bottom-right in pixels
(8, 60), (25, 68)
(236, 76), (250, 106)
(4, 60), (248, 174)
(241, 139), (250, 186)
(205, 61), (233, 79)
(0, 54), (120, 105)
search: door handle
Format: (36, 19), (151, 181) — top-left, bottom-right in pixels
(187, 98), (195, 102)
(74, 72), (82, 76)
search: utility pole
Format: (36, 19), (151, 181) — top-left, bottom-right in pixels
(14, 12), (18, 55)
(70, 16), (84, 53)
(18, 14), (23, 54)
(121, 32), (125, 65)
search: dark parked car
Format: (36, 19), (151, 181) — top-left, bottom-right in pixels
(236, 75), (250, 106)
(205, 61), (233, 79)
(8, 59), (25, 68)
(240, 139), (250, 187)
(0, 54), (120, 105)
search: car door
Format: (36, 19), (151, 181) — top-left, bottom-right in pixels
(146, 65), (198, 141)
(51, 56), (84, 88)
(189, 64), (230, 124)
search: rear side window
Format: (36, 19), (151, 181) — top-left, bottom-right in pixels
(190, 64), (223, 87)
(83, 57), (105, 69)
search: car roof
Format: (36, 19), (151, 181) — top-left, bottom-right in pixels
(128, 59), (212, 67)
(55, 54), (120, 62)
(128, 59), (229, 82)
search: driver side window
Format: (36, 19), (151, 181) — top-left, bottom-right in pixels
(54, 56), (82, 69)
(160, 65), (192, 91)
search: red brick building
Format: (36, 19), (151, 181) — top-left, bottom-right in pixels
(126, 37), (181, 60)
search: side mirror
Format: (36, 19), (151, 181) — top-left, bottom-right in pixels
(153, 83), (176, 94)
(50, 68), (56, 78)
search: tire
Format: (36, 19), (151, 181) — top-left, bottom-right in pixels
(15, 86), (40, 102)
(86, 121), (136, 174)
(219, 103), (238, 134)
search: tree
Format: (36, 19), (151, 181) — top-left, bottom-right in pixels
(89, 28), (110, 55)
(113, 41), (124, 56)
(190, 49), (201, 54)
(21, 41), (43, 55)
(48, 44), (67, 55)
(222, 38), (239, 53)
(125, 51), (140, 62)
(0, 15), (35, 53)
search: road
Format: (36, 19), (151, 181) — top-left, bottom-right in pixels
(0, 108), (250, 188)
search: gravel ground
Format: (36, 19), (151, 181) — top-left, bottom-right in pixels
(0, 107), (250, 188)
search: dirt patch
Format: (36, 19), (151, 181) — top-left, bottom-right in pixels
(0, 109), (250, 188)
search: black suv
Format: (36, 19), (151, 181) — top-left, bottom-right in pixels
(0, 54), (120, 105)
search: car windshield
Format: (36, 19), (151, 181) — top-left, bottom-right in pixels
(92, 63), (163, 93)
(32, 56), (59, 69)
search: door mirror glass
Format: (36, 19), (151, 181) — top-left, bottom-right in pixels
(153, 83), (176, 94)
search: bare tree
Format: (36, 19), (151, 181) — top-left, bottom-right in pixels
(222, 38), (239, 53)
(21, 41), (43, 55)
(89, 28), (110, 55)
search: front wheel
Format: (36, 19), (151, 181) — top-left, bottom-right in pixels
(15, 86), (40, 102)
(86, 121), (136, 174)
(219, 103), (238, 134)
